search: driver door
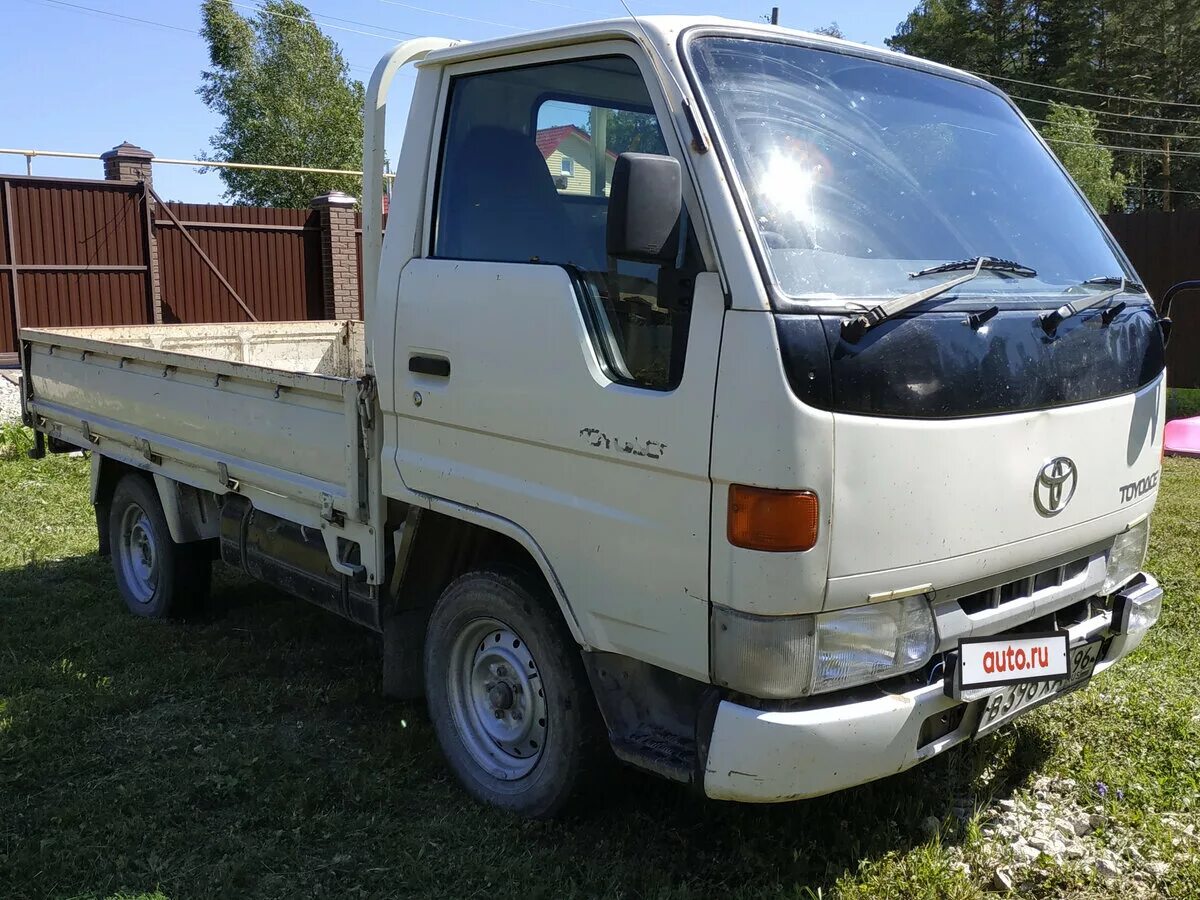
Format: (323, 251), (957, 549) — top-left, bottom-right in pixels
(390, 45), (723, 680)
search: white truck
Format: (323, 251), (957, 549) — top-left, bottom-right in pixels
(22, 17), (1168, 817)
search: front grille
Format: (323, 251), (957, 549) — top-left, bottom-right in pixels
(958, 557), (1089, 615)
(1011, 592), (1113, 634)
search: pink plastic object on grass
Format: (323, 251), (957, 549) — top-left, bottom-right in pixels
(1165, 416), (1200, 458)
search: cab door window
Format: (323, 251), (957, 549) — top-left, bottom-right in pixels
(433, 55), (700, 390)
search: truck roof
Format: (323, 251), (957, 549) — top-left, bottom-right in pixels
(416, 15), (995, 96)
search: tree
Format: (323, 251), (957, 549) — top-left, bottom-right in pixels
(1041, 102), (1123, 213)
(887, 0), (987, 71)
(605, 109), (667, 155)
(198, 0), (364, 207)
(812, 22), (845, 39)
(885, 0), (1200, 211)
(1040, 103), (1126, 211)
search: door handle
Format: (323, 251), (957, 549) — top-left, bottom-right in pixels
(409, 355), (451, 377)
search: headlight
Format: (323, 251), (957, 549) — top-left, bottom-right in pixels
(711, 596), (937, 699)
(1100, 517), (1150, 595)
(811, 599), (938, 694)
(1113, 579), (1162, 633)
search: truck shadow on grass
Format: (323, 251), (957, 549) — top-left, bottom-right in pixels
(0, 553), (1055, 900)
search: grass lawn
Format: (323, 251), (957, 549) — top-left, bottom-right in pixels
(1167, 387), (1200, 421)
(1, 428), (1197, 899)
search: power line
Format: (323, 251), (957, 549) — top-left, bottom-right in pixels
(519, 0), (689, 11)
(521, 0), (594, 9)
(1028, 117), (1200, 143)
(31, 0), (418, 46)
(1010, 93), (1200, 127)
(978, 70), (1200, 111)
(1128, 185), (1200, 198)
(303, 5), (423, 38)
(374, 0), (523, 31)
(231, 2), (411, 41)
(1045, 136), (1200, 159)
(25, 0), (411, 72)
(26, 0), (195, 34)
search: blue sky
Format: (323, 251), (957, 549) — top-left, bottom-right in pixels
(1, 0), (916, 202)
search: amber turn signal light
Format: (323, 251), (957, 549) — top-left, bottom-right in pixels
(727, 485), (819, 552)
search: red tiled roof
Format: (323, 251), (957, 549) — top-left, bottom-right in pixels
(535, 125), (618, 160)
(535, 124), (583, 158)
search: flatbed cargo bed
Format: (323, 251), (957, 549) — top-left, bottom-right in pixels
(20, 320), (384, 584)
(24, 319), (368, 379)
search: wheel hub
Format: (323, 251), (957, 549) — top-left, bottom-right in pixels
(118, 503), (159, 605)
(487, 681), (514, 710)
(448, 618), (549, 780)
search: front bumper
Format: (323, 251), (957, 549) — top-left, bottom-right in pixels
(702, 574), (1161, 803)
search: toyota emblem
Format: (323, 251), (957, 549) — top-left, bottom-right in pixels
(1034, 457), (1078, 517)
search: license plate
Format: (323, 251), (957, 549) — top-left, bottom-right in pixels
(974, 639), (1103, 738)
(958, 632), (1070, 689)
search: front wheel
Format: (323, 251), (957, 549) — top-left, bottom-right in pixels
(424, 569), (598, 818)
(108, 474), (210, 618)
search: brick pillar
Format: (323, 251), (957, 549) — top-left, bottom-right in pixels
(312, 192), (360, 320)
(102, 142), (163, 323)
(101, 141), (154, 185)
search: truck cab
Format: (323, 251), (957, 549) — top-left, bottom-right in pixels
(368, 16), (1164, 806)
(23, 16), (1167, 817)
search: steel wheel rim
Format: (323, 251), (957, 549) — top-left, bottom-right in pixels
(447, 616), (547, 781)
(118, 503), (159, 604)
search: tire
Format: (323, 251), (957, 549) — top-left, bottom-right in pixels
(424, 568), (598, 818)
(108, 474), (211, 619)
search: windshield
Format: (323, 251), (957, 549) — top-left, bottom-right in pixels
(686, 37), (1131, 305)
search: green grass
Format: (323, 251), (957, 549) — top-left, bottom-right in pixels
(1, 428), (1197, 899)
(1167, 387), (1200, 421)
(0, 422), (33, 461)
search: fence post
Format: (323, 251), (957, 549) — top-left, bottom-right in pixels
(312, 192), (360, 320)
(101, 142), (163, 324)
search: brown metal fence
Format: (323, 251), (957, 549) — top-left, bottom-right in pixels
(354, 210), (383, 314)
(0, 174), (153, 362)
(157, 201), (324, 323)
(1103, 212), (1200, 389)
(0, 173), (336, 364)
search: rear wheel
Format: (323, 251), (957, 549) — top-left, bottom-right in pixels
(108, 474), (210, 618)
(424, 568), (598, 818)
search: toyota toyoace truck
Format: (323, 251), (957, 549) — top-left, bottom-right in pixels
(21, 17), (1168, 817)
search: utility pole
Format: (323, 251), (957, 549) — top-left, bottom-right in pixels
(1163, 135), (1172, 212)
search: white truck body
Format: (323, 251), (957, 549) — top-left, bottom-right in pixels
(22, 17), (1167, 811)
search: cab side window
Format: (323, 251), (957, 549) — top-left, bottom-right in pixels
(433, 55), (700, 390)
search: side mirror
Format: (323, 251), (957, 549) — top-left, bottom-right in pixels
(606, 152), (682, 264)
(1159, 280), (1200, 347)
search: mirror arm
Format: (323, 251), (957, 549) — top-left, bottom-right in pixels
(1160, 279), (1200, 318)
(1158, 280), (1200, 348)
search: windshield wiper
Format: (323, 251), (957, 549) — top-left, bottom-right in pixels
(841, 256), (1037, 343)
(1039, 276), (1133, 335)
(1081, 275), (1144, 291)
(910, 257), (1038, 279)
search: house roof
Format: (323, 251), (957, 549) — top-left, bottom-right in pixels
(535, 125), (618, 160)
